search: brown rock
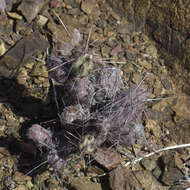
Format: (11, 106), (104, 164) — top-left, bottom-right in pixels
(0, 40), (6, 56)
(111, 44), (122, 57)
(6, 12), (22, 20)
(81, 0), (100, 20)
(161, 167), (183, 186)
(109, 167), (168, 190)
(0, 0), (6, 12)
(81, 0), (97, 15)
(37, 15), (48, 27)
(0, 32), (49, 78)
(172, 94), (190, 120)
(18, 0), (46, 22)
(13, 171), (31, 182)
(14, 185), (28, 190)
(94, 148), (121, 170)
(70, 177), (102, 190)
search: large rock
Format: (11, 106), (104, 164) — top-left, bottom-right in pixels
(0, 32), (48, 78)
(18, 0), (46, 22)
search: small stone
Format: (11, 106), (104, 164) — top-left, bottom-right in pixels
(0, 40), (6, 56)
(70, 177), (102, 190)
(31, 64), (48, 78)
(109, 167), (142, 190)
(141, 157), (157, 171)
(37, 15), (48, 27)
(145, 44), (158, 58)
(26, 180), (33, 189)
(146, 120), (162, 138)
(81, 0), (97, 15)
(0, 0), (6, 12)
(152, 167), (162, 179)
(91, 32), (106, 43)
(110, 9), (121, 22)
(27, 124), (53, 147)
(111, 44), (122, 57)
(172, 94), (190, 120)
(50, 0), (64, 8)
(101, 45), (111, 57)
(13, 171), (31, 182)
(117, 20), (135, 34)
(6, 12), (22, 20)
(24, 61), (35, 69)
(161, 167), (183, 186)
(17, 68), (28, 85)
(79, 14), (88, 25)
(18, 0), (46, 22)
(68, 8), (81, 15)
(14, 185), (28, 190)
(66, 4), (72, 9)
(94, 148), (121, 170)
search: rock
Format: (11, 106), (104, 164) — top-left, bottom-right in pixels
(172, 94), (190, 120)
(31, 63), (48, 78)
(27, 124), (53, 147)
(0, 0), (6, 12)
(15, 20), (29, 35)
(141, 156), (157, 171)
(17, 67), (28, 85)
(117, 20), (135, 34)
(14, 185), (28, 190)
(161, 167), (183, 186)
(109, 167), (168, 190)
(78, 14), (88, 25)
(101, 45), (111, 57)
(146, 120), (163, 138)
(0, 40), (6, 56)
(6, 12), (22, 20)
(81, 0), (97, 15)
(70, 177), (102, 190)
(37, 15), (48, 27)
(94, 148), (121, 170)
(110, 44), (122, 57)
(174, 120), (190, 144)
(152, 166), (163, 180)
(50, 0), (64, 9)
(13, 171), (31, 182)
(18, 0), (46, 22)
(0, 31), (49, 78)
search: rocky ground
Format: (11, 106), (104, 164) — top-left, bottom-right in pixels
(0, 0), (190, 190)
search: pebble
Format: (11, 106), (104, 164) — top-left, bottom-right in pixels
(0, 40), (6, 56)
(18, 0), (46, 22)
(81, 0), (97, 15)
(13, 184), (28, 190)
(6, 12), (22, 20)
(37, 15), (48, 27)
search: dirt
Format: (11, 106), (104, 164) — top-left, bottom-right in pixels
(0, 0), (190, 190)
